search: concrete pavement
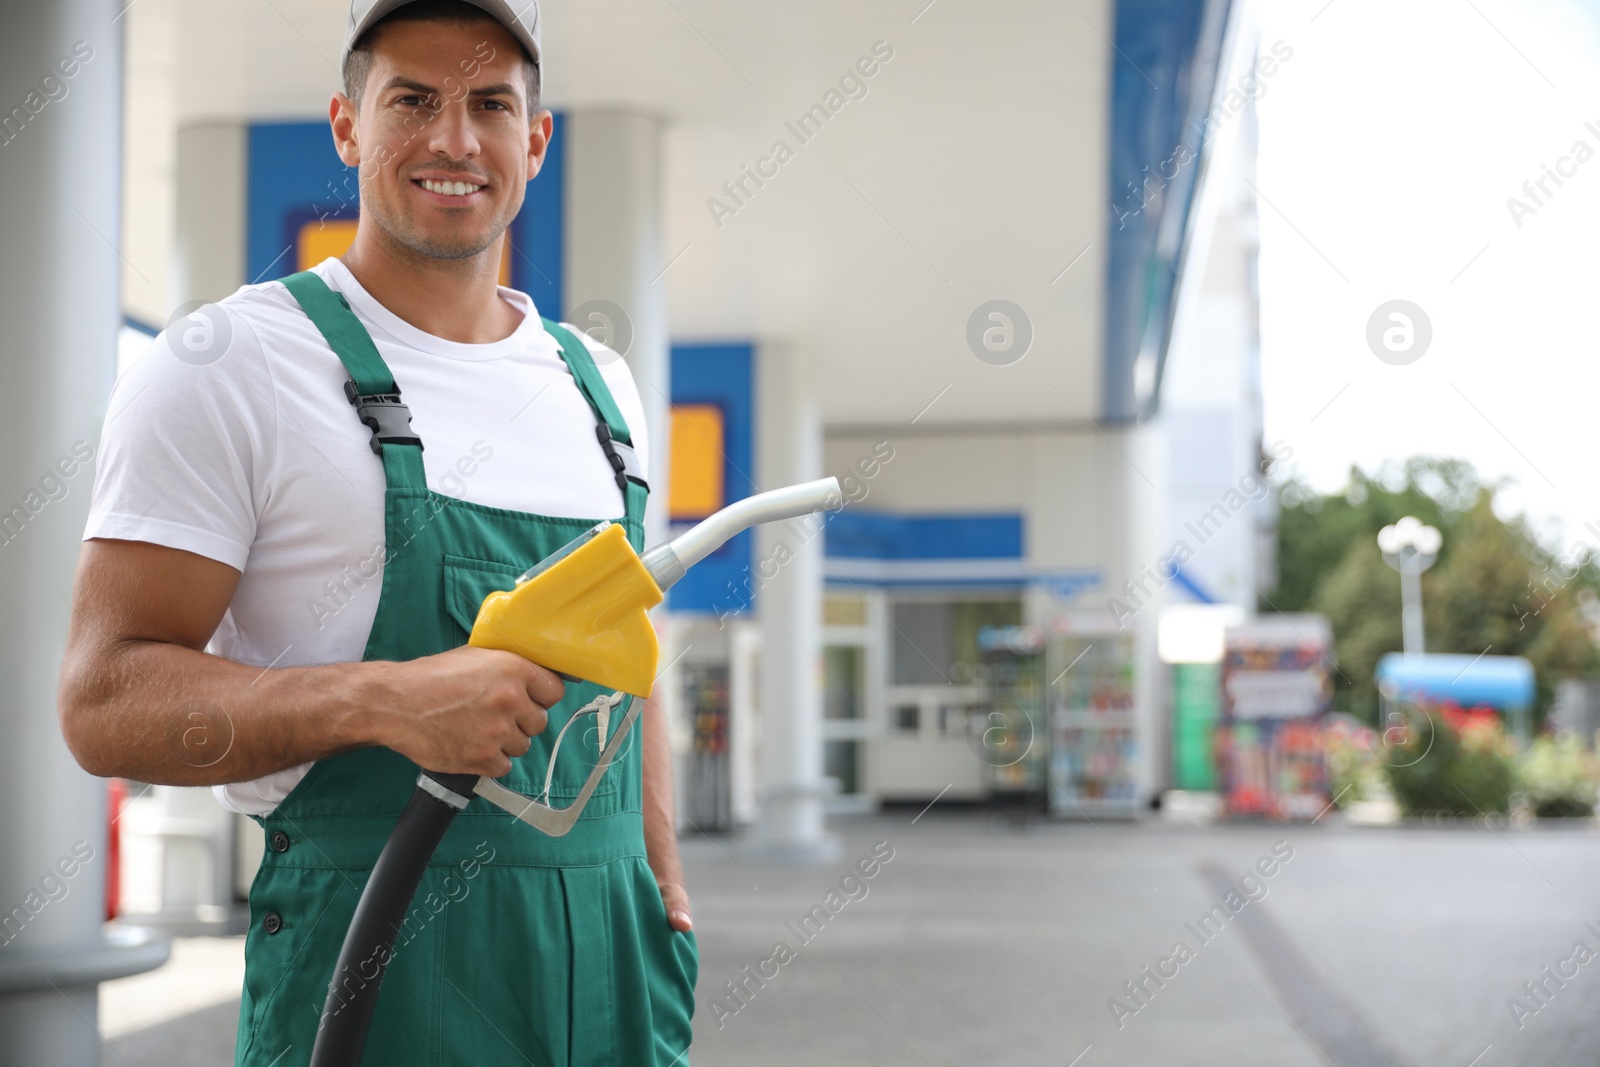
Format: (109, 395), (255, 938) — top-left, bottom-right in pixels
(97, 812), (1600, 1066)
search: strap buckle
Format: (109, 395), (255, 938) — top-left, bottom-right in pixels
(595, 424), (648, 493)
(345, 380), (423, 455)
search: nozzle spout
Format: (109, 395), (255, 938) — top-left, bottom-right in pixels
(641, 477), (843, 591)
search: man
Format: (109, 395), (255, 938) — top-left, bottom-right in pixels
(57, 1), (697, 1063)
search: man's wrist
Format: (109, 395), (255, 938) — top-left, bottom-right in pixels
(326, 660), (404, 754)
(649, 846), (685, 891)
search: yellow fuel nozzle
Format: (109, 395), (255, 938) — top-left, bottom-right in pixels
(470, 523), (663, 697)
(467, 478), (843, 698)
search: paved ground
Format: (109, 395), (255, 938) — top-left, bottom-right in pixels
(98, 811), (1600, 1066)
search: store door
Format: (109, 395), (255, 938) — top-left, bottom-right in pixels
(823, 644), (871, 809)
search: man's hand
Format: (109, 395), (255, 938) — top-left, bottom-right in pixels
(658, 881), (694, 932)
(641, 684), (693, 933)
(379, 646), (563, 776)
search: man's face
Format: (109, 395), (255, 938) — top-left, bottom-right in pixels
(332, 18), (549, 262)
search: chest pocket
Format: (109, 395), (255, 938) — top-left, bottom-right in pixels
(442, 553), (621, 802)
(442, 553), (524, 644)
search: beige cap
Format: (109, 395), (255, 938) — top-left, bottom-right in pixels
(341, 0), (541, 67)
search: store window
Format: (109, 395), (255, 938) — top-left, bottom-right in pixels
(893, 704), (920, 732)
(940, 703), (993, 739)
(889, 598), (1021, 685)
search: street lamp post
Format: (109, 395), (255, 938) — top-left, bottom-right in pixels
(1378, 516), (1442, 655)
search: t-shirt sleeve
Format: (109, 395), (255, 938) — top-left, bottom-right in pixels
(84, 308), (274, 572)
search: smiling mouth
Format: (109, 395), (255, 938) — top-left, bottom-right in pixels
(415, 178), (487, 198)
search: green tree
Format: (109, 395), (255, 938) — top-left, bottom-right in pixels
(1271, 456), (1480, 613)
(1426, 492), (1600, 718)
(1269, 457), (1600, 727)
(1305, 538), (1399, 724)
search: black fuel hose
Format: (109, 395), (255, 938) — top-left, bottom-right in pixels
(307, 771), (477, 1067)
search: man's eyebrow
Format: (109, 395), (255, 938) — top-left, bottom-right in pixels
(378, 77), (519, 99)
(380, 76), (442, 96)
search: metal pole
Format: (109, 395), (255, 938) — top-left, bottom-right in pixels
(1401, 562), (1425, 655)
(0, 3), (167, 1062)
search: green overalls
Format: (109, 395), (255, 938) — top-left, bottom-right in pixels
(233, 271), (697, 1067)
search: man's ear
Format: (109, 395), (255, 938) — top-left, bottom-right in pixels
(330, 92), (363, 168)
(526, 109), (554, 182)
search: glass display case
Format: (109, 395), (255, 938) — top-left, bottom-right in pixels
(1047, 631), (1140, 818)
(974, 626), (1048, 805)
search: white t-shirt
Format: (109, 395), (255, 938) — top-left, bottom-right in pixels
(85, 257), (648, 815)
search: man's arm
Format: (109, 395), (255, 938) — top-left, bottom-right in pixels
(58, 538), (563, 785)
(641, 683), (693, 932)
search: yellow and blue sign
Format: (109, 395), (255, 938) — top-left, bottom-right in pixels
(669, 403), (726, 522)
(666, 344), (752, 615)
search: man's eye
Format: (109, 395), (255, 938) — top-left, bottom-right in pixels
(396, 94), (429, 107)
(480, 99), (511, 111)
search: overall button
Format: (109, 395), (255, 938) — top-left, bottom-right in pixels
(263, 912), (283, 935)
(269, 830), (290, 853)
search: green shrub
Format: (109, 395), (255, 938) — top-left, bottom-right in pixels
(1382, 706), (1512, 816)
(1517, 735), (1599, 818)
(1323, 715), (1385, 806)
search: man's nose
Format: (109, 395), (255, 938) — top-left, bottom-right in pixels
(425, 101), (480, 161)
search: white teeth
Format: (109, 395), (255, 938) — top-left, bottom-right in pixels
(420, 179), (481, 196)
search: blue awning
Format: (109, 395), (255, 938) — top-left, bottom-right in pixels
(1375, 653), (1535, 710)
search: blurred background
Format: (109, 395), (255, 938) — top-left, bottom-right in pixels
(4, 0), (1600, 1063)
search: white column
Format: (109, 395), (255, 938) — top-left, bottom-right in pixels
(561, 110), (670, 550)
(728, 621), (762, 827)
(753, 342), (835, 856)
(561, 110), (691, 833)
(1116, 421), (1166, 806)
(0, 4), (167, 1062)
(170, 121), (247, 306)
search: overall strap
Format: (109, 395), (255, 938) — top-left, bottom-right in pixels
(541, 319), (650, 535)
(281, 271), (426, 492)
